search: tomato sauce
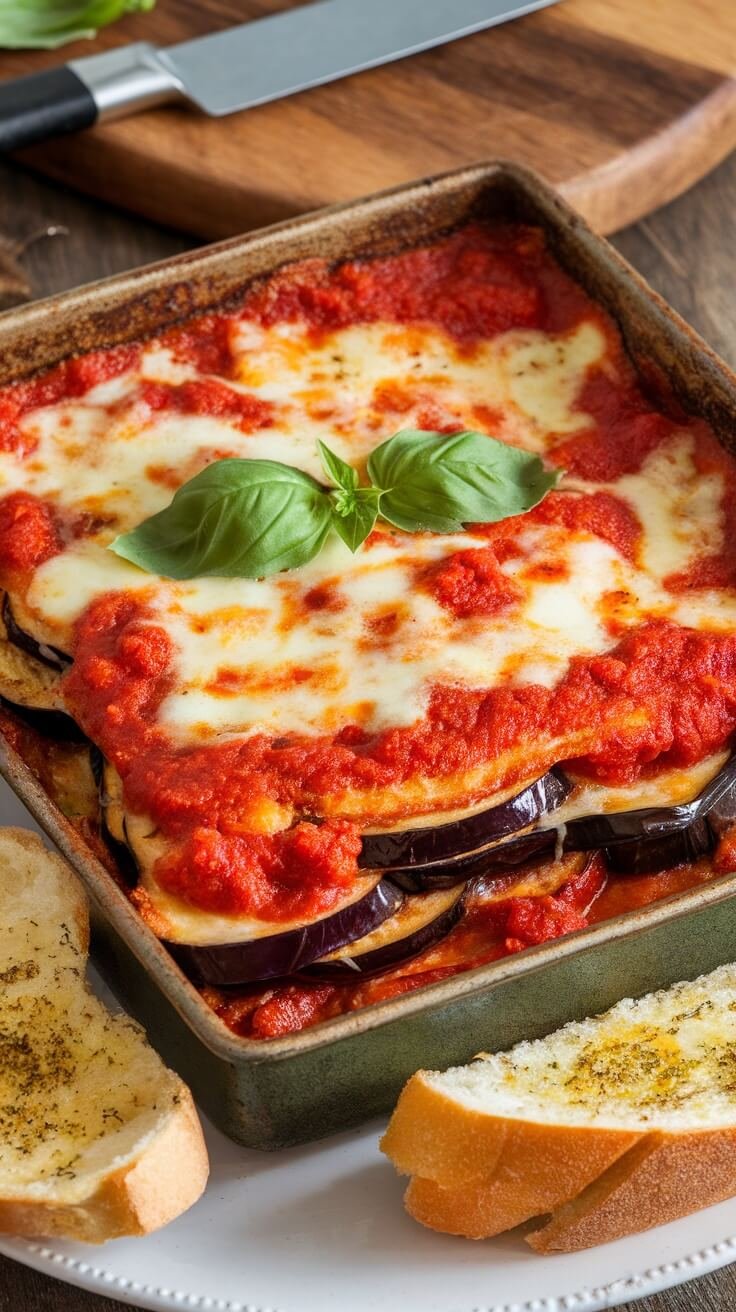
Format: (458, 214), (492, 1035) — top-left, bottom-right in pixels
(239, 225), (557, 341)
(549, 370), (679, 482)
(425, 546), (522, 618)
(515, 489), (642, 563)
(138, 379), (274, 432)
(0, 344), (140, 456)
(0, 492), (63, 574)
(206, 846), (736, 1040)
(62, 588), (736, 921)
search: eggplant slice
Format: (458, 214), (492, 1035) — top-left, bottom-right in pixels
(604, 755), (736, 874)
(301, 884), (466, 980)
(359, 767), (571, 871)
(92, 752), (139, 884)
(392, 753), (736, 888)
(166, 876), (403, 986)
(0, 591), (84, 739)
(466, 849), (590, 907)
(98, 755), (127, 846)
(304, 853), (592, 982)
(105, 798), (402, 984)
(2, 592), (69, 671)
(0, 592), (64, 705)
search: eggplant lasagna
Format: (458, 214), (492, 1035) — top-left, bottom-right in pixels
(1, 223), (735, 1040)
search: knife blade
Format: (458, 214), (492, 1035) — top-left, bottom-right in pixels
(0, 0), (560, 152)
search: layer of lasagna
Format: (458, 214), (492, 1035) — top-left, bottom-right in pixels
(1, 222), (735, 1037)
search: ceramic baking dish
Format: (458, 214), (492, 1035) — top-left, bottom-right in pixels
(3, 161), (736, 1150)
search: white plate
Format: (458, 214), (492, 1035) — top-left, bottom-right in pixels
(3, 1116), (736, 1312)
(2, 778), (736, 1312)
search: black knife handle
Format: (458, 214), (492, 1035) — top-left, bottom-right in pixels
(0, 67), (97, 152)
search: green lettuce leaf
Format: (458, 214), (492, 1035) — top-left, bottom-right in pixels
(0, 0), (155, 50)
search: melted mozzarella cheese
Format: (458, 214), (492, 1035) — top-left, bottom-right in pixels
(10, 405), (240, 526)
(28, 542), (153, 625)
(551, 752), (728, 827)
(7, 320), (605, 535)
(614, 436), (725, 578)
(499, 324), (605, 437)
(28, 525), (635, 740)
(230, 319), (606, 456)
(4, 313), (732, 758)
(157, 530), (625, 738)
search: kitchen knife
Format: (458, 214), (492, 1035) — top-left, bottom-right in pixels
(0, 0), (560, 152)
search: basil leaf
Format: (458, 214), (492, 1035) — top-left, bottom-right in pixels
(318, 439), (358, 493)
(368, 429), (561, 533)
(330, 489), (380, 553)
(0, 0), (154, 49)
(110, 458), (332, 580)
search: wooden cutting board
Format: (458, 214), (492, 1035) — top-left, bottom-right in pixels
(5, 0), (736, 239)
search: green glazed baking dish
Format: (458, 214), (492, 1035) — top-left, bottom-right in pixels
(2, 160), (736, 1150)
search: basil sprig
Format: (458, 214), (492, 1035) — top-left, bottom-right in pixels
(110, 430), (561, 581)
(317, 439), (382, 552)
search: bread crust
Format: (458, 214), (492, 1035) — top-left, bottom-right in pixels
(383, 1073), (641, 1240)
(383, 965), (736, 1252)
(0, 827), (209, 1243)
(400, 1125), (736, 1247)
(528, 1127), (736, 1252)
(0, 1091), (208, 1242)
(381, 1073), (639, 1189)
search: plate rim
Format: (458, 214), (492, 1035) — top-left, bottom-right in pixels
(1, 1228), (736, 1312)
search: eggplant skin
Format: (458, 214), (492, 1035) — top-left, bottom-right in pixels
(167, 878), (404, 987)
(389, 828), (555, 891)
(360, 768), (571, 871)
(91, 753), (144, 886)
(604, 823), (712, 875)
(0, 696), (87, 743)
(301, 885), (466, 981)
(605, 759), (736, 874)
(391, 754), (736, 886)
(2, 593), (69, 671)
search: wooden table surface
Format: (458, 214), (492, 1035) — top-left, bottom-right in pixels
(0, 149), (734, 1312)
